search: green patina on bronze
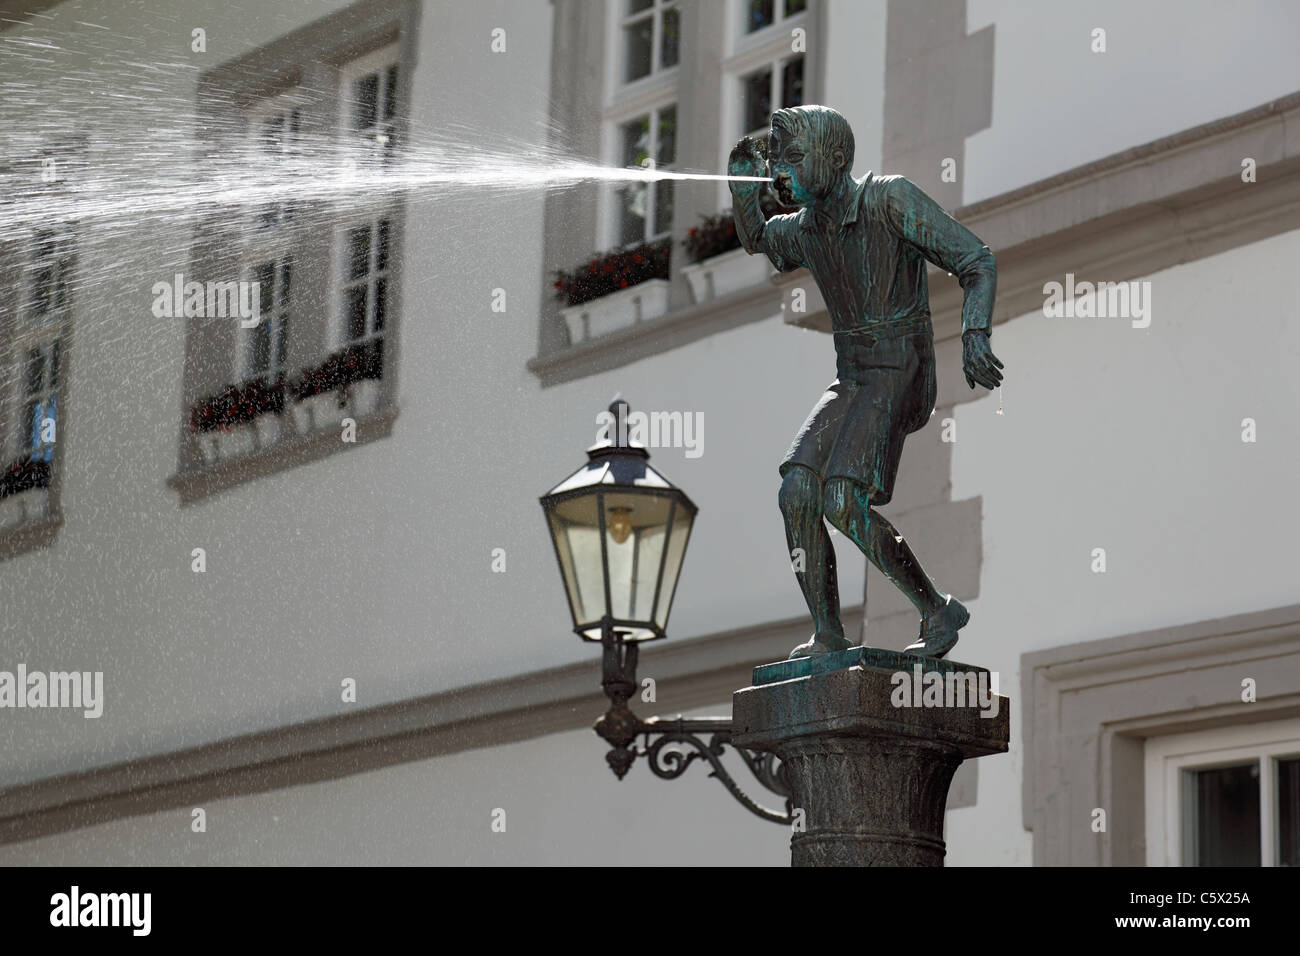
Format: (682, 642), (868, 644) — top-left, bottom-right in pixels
(728, 104), (1005, 663)
(751, 646), (992, 687)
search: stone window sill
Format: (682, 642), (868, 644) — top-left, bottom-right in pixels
(530, 269), (800, 387)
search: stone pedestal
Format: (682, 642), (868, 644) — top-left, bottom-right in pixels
(731, 647), (1009, 867)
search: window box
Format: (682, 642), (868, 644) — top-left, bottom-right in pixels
(293, 379), (382, 433)
(681, 246), (773, 303)
(554, 239), (671, 344)
(560, 278), (670, 343)
(0, 459), (52, 529)
(289, 340), (384, 433)
(0, 485), (52, 531)
(189, 378), (287, 464)
(216, 424), (257, 460)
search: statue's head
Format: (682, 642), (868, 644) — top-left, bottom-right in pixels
(768, 105), (854, 207)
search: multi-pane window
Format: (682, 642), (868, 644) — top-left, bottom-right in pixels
(1147, 722), (1300, 867)
(334, 45), (400, 386)
(252, 101), (301, 230)
(240, 93), (301, 393)
(243, 258), (292, 384)
(9, 230), (72, 469)
(29, 230), (72, 318)
(741, 54), (804, 137)
(617, 105), (676, 245)
(622, 0), (679, 83)
(1184, 757), (1300, 866)
(744, 0), (807, 34)
(340, 218), (389, 367)
(346, 59), (399, 163)
(20, 342), (60, 464)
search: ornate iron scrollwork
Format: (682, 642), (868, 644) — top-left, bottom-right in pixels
(592, 626), (792, 825)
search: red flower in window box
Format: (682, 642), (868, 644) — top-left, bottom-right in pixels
(288, 340), (384, 402)
(681, 212), (743, 265)
(0, 456), (52, 500)
(552, 237), (671, 308)
(188, 376), (286, 434)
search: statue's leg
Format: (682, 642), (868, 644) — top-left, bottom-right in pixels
(822, 476), (945, 617)
(822, 477), (970, 656)
(778, 465), (852, 657)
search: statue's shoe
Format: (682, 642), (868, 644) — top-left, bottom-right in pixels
(788, 632), (854, 659)
(903, 596), (970, 659)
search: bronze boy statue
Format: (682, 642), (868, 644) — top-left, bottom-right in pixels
(729, 105), (1004, 660)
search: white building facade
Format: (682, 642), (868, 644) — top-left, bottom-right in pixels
(1, 0), (1298, 866)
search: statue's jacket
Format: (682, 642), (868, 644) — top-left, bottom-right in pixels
(733, 171), (996, 365)
(734, 173), (997, 499)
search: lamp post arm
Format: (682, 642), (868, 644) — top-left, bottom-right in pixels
(592, 628), (791, 825)
(633, 717), (793, 825)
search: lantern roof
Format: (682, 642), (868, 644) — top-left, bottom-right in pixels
(541, 399), (696, 509)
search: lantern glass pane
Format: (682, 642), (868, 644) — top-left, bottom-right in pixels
(601, 491), (672, 624)
(654, 504), (693, 628)
(547, 497), (606, 626)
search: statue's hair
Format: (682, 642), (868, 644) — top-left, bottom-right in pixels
(770, 105), (854, 167)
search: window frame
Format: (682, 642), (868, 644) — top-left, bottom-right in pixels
(718, 0), (810, 211)
(5, 228), (73, 466)
(1145, 717), (1300, 867)
(738, 0), (806, 36)
(604, 102), (679, 250)
(240, 257), (294, 386)
(337, 43), (401, 168)
(332, 43), (401, 356)
(173, 1), (415, 502)
(614, 0), (681, 90)
(238, 89), (307, 389)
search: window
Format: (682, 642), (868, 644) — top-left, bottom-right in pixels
(740, 53), (804, 137)
(344, 51), (399, 165)
(621, 0), (679, 84)
(20, 342), (60, 465)
(340, 218), (389, 364)
(1146, 719), (1300, 867)
(252, 100), (301, 228)
(243, 258), (292, 384)
(744, 0), (806, 34)
(616, 105), (676, 245)
(1, 227), (72, 524)
(240, 92), (302, 389)
(174, 4), (410, 501)
(13, 230), (71, 469)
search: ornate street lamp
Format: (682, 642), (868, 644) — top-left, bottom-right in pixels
(540, 399), (791, 823)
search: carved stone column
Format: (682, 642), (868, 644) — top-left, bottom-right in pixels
(731, 648), (1009, 867)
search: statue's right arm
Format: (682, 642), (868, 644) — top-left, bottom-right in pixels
(728, 137), (803, 274)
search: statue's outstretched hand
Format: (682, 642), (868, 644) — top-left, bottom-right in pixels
(728, 137), (767, 195)
(962, 330), (1004, 390)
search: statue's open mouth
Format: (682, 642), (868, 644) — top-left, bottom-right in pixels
(774, 177), (796, 205)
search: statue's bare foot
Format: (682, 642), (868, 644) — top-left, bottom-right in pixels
(903, 595), (970, 659)
(788, 631), (854, 660)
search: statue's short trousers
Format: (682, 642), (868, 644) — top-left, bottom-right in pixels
(779, 328), (936, 506)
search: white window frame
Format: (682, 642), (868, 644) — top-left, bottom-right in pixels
(718, 0), (809, 210)
(245, 89), (308, 238)
(611, 0), (681, 93)
(601, 101), (678, 250)
(331, 44), (400, 356)
(336, 217), (391, 352)
(240, 257), (293, 385)
(1145, 717), (1300, 867)
(734, 0), (809, 38)
(238, 89), (307, 387)
(338, 43), (401, 168)
(736, 52), (806, 141)
(5, 228), (72, 468)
